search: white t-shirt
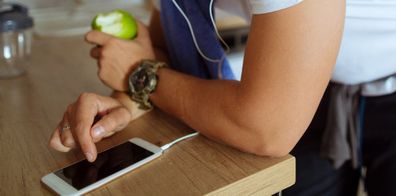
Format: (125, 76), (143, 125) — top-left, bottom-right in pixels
(152, 0), (302, 17)
(154, 0), (396, 85)
(333, 0), (396, 84)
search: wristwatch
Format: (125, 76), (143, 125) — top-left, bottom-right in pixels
(128, 60), (167, 109)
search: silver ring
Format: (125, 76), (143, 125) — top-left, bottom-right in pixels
(61, 123), (71, 132)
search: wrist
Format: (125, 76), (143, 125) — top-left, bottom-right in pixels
(110, 91), (150, 121)
(127, 59), (167, 110)
(120, 62), (140, 92)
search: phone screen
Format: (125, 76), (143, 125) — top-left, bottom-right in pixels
(54, 142), (154, 190)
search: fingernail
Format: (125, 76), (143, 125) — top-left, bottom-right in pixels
(85, 152), (94, 162)
(93, 126), (105, 138)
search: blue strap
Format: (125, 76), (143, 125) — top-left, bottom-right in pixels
(160, 0), (235, 80)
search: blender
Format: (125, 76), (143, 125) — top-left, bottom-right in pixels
(0, 3), (33, 78)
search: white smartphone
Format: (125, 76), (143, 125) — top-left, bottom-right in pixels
(42, 138), (163, 195)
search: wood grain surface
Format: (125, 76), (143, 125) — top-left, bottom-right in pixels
(0, 35), (295, 195)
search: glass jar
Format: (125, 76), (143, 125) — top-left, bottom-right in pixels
(0, 3), (33, 78)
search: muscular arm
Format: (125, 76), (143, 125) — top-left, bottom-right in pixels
(150, 0), (345, 156)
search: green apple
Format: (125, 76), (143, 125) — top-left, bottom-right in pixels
(91, 9), (138, 39)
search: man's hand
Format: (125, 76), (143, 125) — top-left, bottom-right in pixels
(85, 21), (155, 91)
(48, 93), (133, 162)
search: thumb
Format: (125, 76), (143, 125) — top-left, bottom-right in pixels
(85, 30), (113, 45)
(91, 107), (132, 142)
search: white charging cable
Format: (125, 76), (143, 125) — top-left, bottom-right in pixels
(160, 132), (199, 151)
(171, 0), (231, 79)
(208, 0), (230, 54)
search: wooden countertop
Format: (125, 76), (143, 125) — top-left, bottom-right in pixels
(0, 36), (295, 195)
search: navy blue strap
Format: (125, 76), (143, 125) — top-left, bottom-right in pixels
(160, 0), (235, 80)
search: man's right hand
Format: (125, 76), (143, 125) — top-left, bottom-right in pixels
(48, 93), (133, 162)
(85, 21), (155, 91)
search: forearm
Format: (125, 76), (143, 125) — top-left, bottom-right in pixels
(111, 70), (266, 156)
(150, 69), (286, 156)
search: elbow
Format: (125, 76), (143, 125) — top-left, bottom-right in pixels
(237, 126), (301, 158)
(226, 107), (303, 158)
(222, 94), (310, 157)
(251, 139), (294, 158)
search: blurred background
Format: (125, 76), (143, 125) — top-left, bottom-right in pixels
(4, 0), (151, 36)
(2, 0), (248, 78)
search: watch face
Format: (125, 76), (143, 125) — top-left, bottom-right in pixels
(133, 68), (149, 92)
(130, 67), (157, 94)
(128, 60), (164, 109)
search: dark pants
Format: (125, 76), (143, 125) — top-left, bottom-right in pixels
(283, 85), (396, 196)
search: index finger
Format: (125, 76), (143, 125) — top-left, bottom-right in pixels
(72, 93), (125, 162)
(72, 93), (100, 162)
(85, 30), (113, 46)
